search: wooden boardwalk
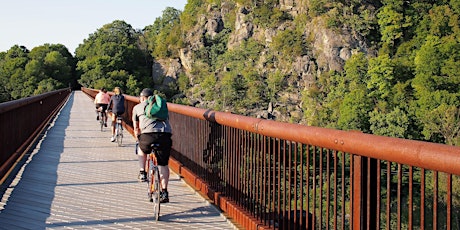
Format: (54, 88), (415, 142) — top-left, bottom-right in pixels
(0, 91), (237, 230)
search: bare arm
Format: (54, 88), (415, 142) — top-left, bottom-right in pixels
(132, 107), (140, 140)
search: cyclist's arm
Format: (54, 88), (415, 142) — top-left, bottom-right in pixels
(132, 107), (140, 139)
(107, 97), (113, 111)
(94, 93), (99, 104)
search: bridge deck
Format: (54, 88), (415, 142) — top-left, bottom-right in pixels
(0, 91), (236, 229)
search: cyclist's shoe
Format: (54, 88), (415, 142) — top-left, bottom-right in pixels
(160, 191), (169, 203)
(138, 171), (147, 182)
(104, 122), (107, 127)
(110, 136), (116, 142)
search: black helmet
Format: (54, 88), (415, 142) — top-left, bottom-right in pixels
(140, 88), (153, 97)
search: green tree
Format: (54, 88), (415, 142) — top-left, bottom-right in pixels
(421, 104), (460, 146)
(266, 70), (284, 103)
(253, 1), (289, 28)
(338, 88), (372, 132)
(29, 44), (76, 88)
(177, 72), (190, 93)
(75, 20), (151, 95)
(0, 44), (75, 101)
(0, 46), (30, 100)
(180, 0), (205, 31)
(35, 78), (64, 95)
(367, 54), (395, 102)
(271, 28), (306, 58)
(145, 7), (183, 59)
(377, 0), (406, 50)
(241, 70), (264, 108)
(369, 107), (410, 138)
(413, 34), (460, 144)
(201, 73), (217, 101)
(314, 53), (369, 129)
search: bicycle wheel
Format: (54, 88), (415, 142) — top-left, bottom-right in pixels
(152, 166), (161, 221)
(99, 113), (104, 132)
(116, 124), (123, 146)
(147, 158), (160, 221)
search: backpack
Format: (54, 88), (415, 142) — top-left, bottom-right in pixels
(144, 95), (168, 120)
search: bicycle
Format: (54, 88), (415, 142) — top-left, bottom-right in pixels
(115, 116), (123, 146)
(144, 143), (161, 221)
(96, 108), (106, 132)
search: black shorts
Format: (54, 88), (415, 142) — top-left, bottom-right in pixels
(96, 104), (108, 112)
(138, 132), (172, 166)
(112, 112), (124, 117)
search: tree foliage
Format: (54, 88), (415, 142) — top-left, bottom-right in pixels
(144, 7), (183, 59)
(0, 44), (75, 102)
(75, 20), (151, 95)
(306, 1), (460, 145)
(271, 28), (307, 58)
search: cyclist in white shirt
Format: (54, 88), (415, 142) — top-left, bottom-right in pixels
(94, 88), (110, 127)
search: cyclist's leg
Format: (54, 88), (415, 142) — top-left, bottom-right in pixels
(158, 163), (170, 203)
(95, 104), (101, 120)
(110, 113), (116, 141)
(158, 166), (170, 189)
(155, 133), (172, 189)
(137, 133), (153, 180)
(153, 133), (172, 202)
(112, 113), (123, 134)
(102, 104), (108, 125)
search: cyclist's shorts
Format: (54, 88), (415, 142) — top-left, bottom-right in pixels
(113, 112), (124, 117)
(96, 104), (108, 112)
(138, 132), (172, 166)
(109, 112), (124, 120)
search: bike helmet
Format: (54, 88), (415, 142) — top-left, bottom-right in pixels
(140, 88), (153, 97)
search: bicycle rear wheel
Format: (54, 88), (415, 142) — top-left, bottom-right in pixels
(116, 124), (123, 146)
(148, 160), (160, 221)
(99, 113), (104, 132)
(152, 167), (160, 221)
(117, 129), (123, 146)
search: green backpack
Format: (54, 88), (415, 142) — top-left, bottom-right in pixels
(144, 95), (168, 120)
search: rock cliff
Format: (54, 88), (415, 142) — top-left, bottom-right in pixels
(153, 0), (377, 123)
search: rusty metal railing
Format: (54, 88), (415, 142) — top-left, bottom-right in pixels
(82, 87), (460, 229)
(0, 88), (71, 183)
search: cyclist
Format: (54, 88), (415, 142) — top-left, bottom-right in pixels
(94, 88), (110, 127)
(108, 87), (126, 142)
(132, 88), (172, 203)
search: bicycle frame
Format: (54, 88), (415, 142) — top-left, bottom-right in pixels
(115, 117), (123, 146)
(146, 147), (161, 221)
(97, 108), (106, 132)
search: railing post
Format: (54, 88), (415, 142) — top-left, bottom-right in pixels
(353, 156), (363, 229)
(353, 156), (377, 229)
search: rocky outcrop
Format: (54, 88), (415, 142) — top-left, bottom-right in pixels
(204, 13), (224, 39)
(154, 0), (374, 123)
(152, 59), (182, 90)
(228, 7), (253, 49)
(307, 19), (368, 73)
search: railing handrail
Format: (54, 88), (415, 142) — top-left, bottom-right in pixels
(0, 88), (70, 113)
(167, 102), (460, 176)
(83, 87), (460, 175)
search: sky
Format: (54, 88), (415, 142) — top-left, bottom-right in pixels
(0, 0), (188, 55)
